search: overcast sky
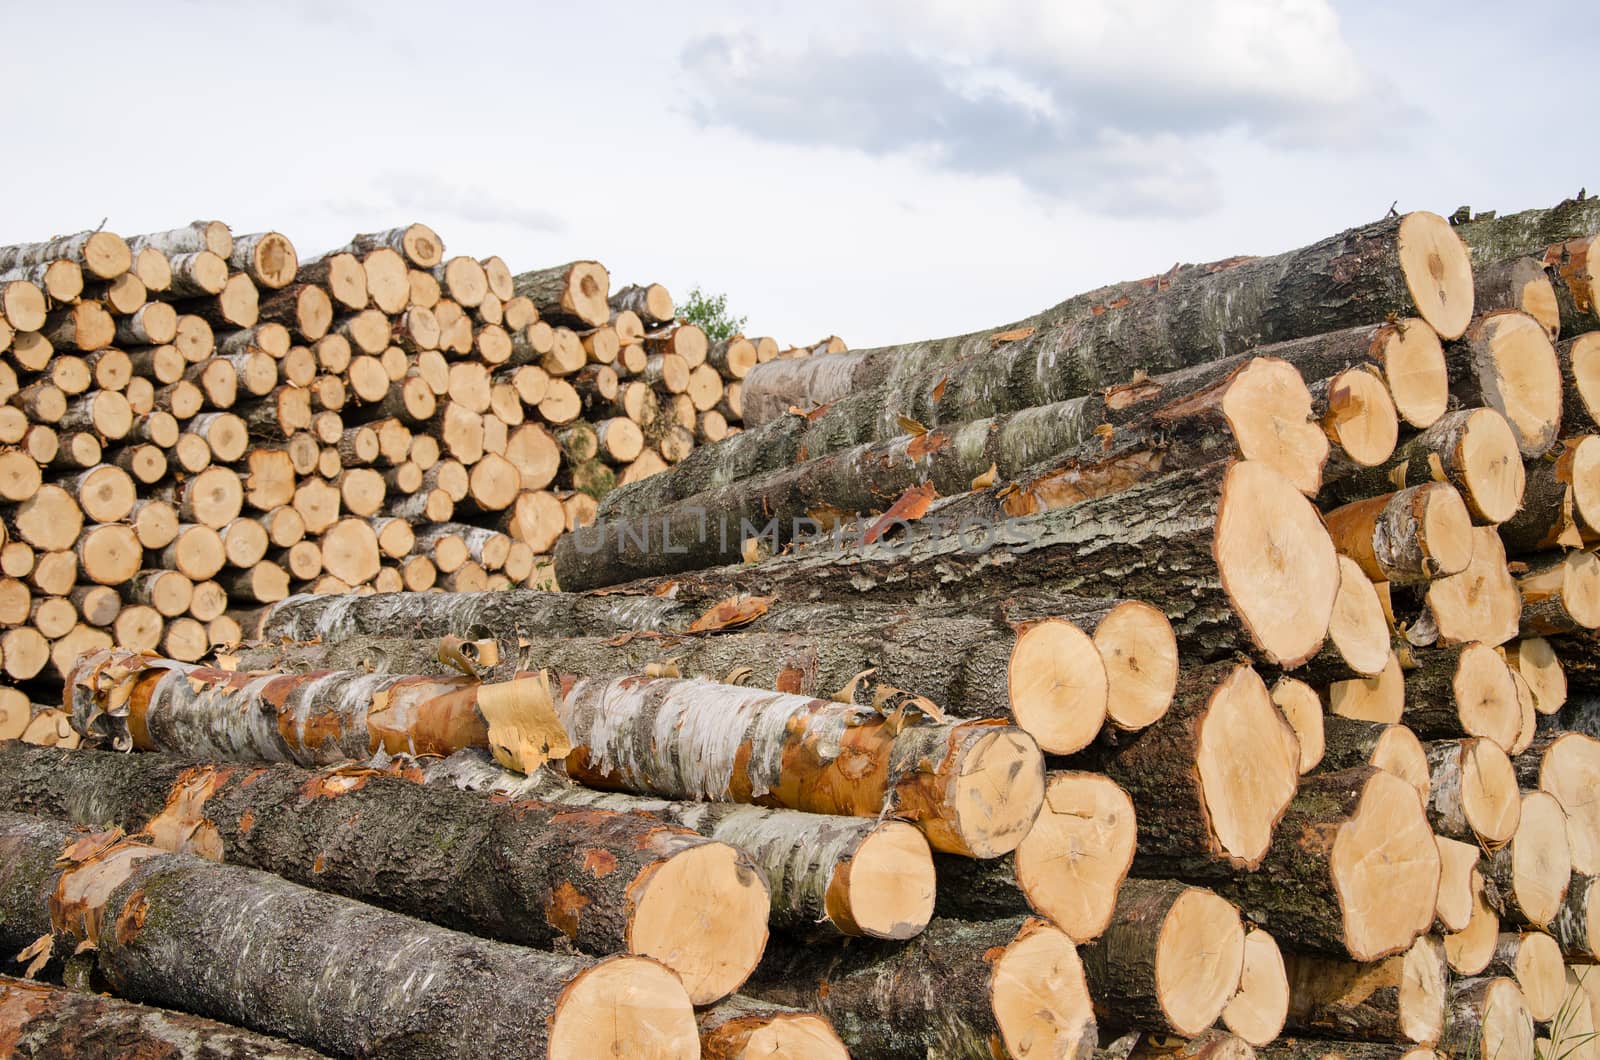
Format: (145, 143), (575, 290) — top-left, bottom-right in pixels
(6, 1), (1595, 348)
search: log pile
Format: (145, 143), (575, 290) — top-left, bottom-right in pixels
(8, 195), (1600, 1057)
(0, 220), (842, 706)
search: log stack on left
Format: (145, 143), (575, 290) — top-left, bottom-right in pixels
(0, 221), (833, 724)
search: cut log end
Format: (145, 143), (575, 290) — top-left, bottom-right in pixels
(1454, 641), (1524, 752)
(1505, 791), (1572, 927)
(1539, 733), (1600, 874)
(1331, 769), (1441, 960)
(1460, 738), (1522, 845)
(990, 920), (1097, 1058)
(827, 820), (936, 940)
(1221, 927), (1287, 1047)
(1324, 366), (1399, 468)
(1272, 677), (1324, 773)
(950, 728), (1046, 858)
(1014, 772), (1137, 943)
(1370, 725), (1431, 809)
(1094, 600), (1179, 731)
(1506, 930), (1565, 1023)
(1008, 618), (1108, 754)
(546, 955), (700, 1060)
(1223, 357), (1328, 494)
(1471, 310), (1564, 458)
(1381, 317), (1449, 428)
(1200, 664), (1301, 868)
(701, 1009), (849, 1060)
(1456, 406), (1525, 524)
(1154, 888), (1247, 1037)
(1434, 835), (1480, 933)
(1398, 211), (1474, 340)
(1444, 869), (1500, 974)
(628, 841), (769, 1005)
(1215, 460), (1341, 667)
(1326, 554), (1391, 676)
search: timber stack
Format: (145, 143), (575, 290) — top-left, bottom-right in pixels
(0, 220), (836, 712)
(7, 195), (1600, 1057)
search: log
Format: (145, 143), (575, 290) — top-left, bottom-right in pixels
(0, 258), (82, 303)
(1453, 196), (1600, 265)
(0, 812), (699, 1058)
(425, 748), (934, 942)
(1209, 767), (1440, 961)
(1273, 677), (1325, 773)
(1435, 978), (1534, 1060)
(1499, 435), (1600, 552)
(1517, 732), (1600, 874)
(1294, 554), (1393, 682)
(739, 916), (1095, 1060)
(1450, 310), (1563, 457)
(1323, 484), (1473, 585)
(930, 771), (1135, 943)
(165, 250), (229, 296)
(580, 460), (1343, 671)
(1473, 254), (1561, 338)
(1518, 549), (1600, 637)
(0, 975), (324, 1059)
(1221, 926), (1289, 1047)
(1545, 234), (1600, 338)
(0, 229), (131, 279)
(127, 220), (232, 259)
(256, 590), (695, 642)
(697, 996), (848, 1060)
(743, 214), (1470, 429)
(0, 743), (769, 1005)
(1402, 525), (1522, 648)
(1321, 408), (1525, 526)
(1550, 872), (1600, 960)
(1435, 835), (1481, 933)
(611, 282), (674, 326)
(515, 260), (610, 327)
(1484, 931), (1566, 1023)
(1082, 661), (1299, 875)
(559, 674), (1044, 857)
(1077, 878), (1245, 1037)
(1481, 791), (1572, 929)
(1425, 737), (1521, 844)
(1318, 717), (1431, 808)
(333, 224), (443, 269)
(1280, 935), (1447, 1044)
(1399, 641), (1522, 751)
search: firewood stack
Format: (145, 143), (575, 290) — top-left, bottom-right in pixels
(8, 196), (1600, 1057)
(0, 220), (829, 707)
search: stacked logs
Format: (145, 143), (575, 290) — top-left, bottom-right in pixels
(0, 220), (827, 712)
(8, 197), (1600, 1056)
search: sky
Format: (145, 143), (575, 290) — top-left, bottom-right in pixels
(3, 0), (1596, 349)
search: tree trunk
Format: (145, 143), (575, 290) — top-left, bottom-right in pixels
(1483, 931), (1566, 1023)
(558, 674), (1045, 858)
(1481, 791), (1572, 929)
(1280, 935), (1447, 1044)
(610, 283), (674, 326)
(0, 742), (768, 1006)
(1500, 436), (1600, 552)
(423, 747), (932, 941)
(1400, 641), (1522, 751)
(0, 812), (699, 1059)
(1318, 717), (1431, 809)
(1078, 878), (1246, 1038)
(739, 916), (1096, 1060)
(0, 229), (131, 279)
(1515, 731), (1600, 875)
(1208, 767), (1440, 961)
(127, 221), (233, 260)
(1472, 254), (1561, 339)
(1425, 738), (1522, 844)
(1517, 549), (1600, 637)
(1220, 926), (1288, 1047)
(1400, 525), (1522, 649)
(1452, 196), (1600, 266)
(1544, 234), (1600, 338)
(1323, 483), (1474, 585)
(331, 224), (444, 269)
(0, 975), (324, 1059)
(1435, 977), (1535, 1060)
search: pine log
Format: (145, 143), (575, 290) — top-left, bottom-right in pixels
(0, 743), (769, 1005)
(1210, 767), (1441, 961)
(1281, 935), (1447, 1044)
(0, 812), (698, 1058)
(0, 975), (324, 1059)
(739, 916), (1095, 1060)
(426, 747), (933, 941)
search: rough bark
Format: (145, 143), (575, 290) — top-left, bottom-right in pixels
(1425, 738), (1522, 845)
(1209, 767), (1441, 961)
(697, 996), (848, 1060)
(1399, 641), (1522, 751)
(0, 975), (325, 1059)
(558, 674), (1045, 857)
(513, 261), (611, 327)
(1499, 436), (1599, 552)
(1280, 937), (1447, 1045)
(1448, 310), (1563, 458)
(423, 747), (933, 940)
(1435, 977), (1535, 1060)
(257, 588), (691, 642)
(581, 460), (1340, 671)
(0, 742), (769, 1003)
(739, 916), (1096, 1059)
(0, 812), (698, 1059)
(1472, 255), (1561, 338)
(1453, 196), (1600, 266)
(1549, 872), (1600, 960)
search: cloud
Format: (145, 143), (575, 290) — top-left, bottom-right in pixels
(681, 0), (1395, 215)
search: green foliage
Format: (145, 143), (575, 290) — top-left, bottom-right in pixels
(677, 286), (747, 343)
